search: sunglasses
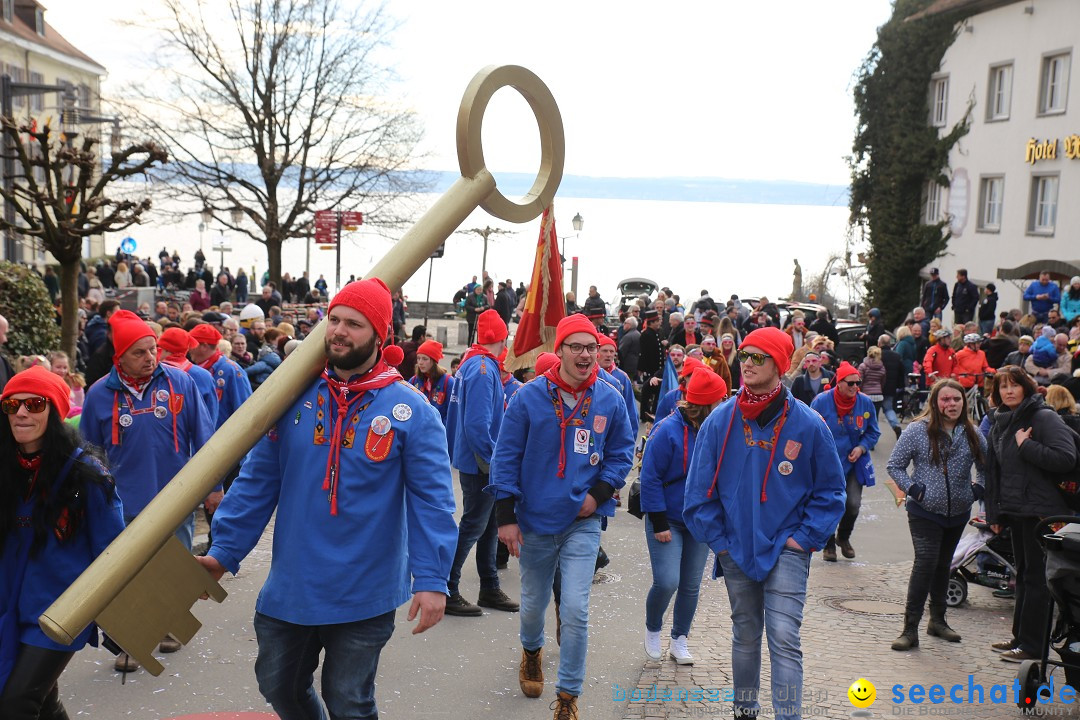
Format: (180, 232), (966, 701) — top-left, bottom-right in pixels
(843, 380), (862, 387)
(737, 350), (769, 366)
(1, 396), (48, 414)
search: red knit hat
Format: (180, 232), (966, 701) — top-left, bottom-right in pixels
(834, 361), (861, 383)
(598, 334), (616, 349)
(2, 365), (71, 420)
(417, 340), (444, 362)
(679, 355), (705, 379)
(554, 313), (598, 351)
(328, 278), (393, 343)
(685, 367), (727, 405)
(382, 344), (404, 367)
(189, 323), (223, 346)
(739, 327), (794, 375)
(158, 327), (196, 356)
(535, 352), (559, 375)
(477, 309), (508, 344)
(109, 309), (155, 363)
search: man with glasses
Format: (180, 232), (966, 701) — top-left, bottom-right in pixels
(489, 314), (634, 718)
(684, 327), (845, 720)
(810, 362), (880, 563)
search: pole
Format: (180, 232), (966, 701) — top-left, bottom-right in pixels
(305, 227), (311, 281)
(2, 75), (16, 263)
(334, 211), (342, 294)
(423, 257), (433, 327)
(571, 256), (579, 298)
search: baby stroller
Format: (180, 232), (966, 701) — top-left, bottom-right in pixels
(1016, 516), (1080, 711)
(947, 519), (1015, 607)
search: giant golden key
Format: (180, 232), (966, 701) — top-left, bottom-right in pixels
(39, 64), (565, 675)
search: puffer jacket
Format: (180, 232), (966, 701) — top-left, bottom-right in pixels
(985, 396), (1077, 522)
(858, 358), (886, 398)
(887, 420), (986, 520)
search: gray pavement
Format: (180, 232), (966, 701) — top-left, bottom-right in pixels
(57, 423), (1046, 719)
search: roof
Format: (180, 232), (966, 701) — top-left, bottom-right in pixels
(906, 0), (1025, 21)
(1, 1), (105, 73)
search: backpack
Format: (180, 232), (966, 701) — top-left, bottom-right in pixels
(1051, 423), (1080, 512)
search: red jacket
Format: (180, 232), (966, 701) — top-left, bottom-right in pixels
(952, 348), (992, 389)
(923, 343), (956, 383)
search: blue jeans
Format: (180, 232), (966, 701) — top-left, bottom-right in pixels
(126, 511), (194, 551)
(718, 547), (811, 719)
(519, 515), (601, 697)
(879, 396), (900, 430)
(448, 471), (499, 596)
(644, 517), (709, 637)
(253, 610), (395, 720)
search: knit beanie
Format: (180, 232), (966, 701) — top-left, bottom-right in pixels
(598, 334), (616, 349)
(109, 310), (155, 363)
(477, 309), (508, 344)
(158, 327), (196, 356)
(417, 340), (444, 362)
(685, 367), (727, 405)
(834, 361), (861, 383)
(535, 352), (560, 375)
(189, 323), (223, 346)
(739, 327), (794, 375)
(554, 313), (598, 351)
(2, 365), (71, 420)
(328, 278), (393, 343)
(679, 356), (705, 378)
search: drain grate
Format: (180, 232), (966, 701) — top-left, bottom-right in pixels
(821, 596), (904, 616)
(592, 571), (620, 585)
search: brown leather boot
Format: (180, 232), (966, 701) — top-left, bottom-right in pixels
(550, 691), (579, 720)
(891, 612), (921, 651)
(519, 647), (544, 698)
(927, 606), (961, 642)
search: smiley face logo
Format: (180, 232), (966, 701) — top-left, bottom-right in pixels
(848, 678), (876, 709)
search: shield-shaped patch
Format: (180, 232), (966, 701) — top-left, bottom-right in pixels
(593, 415), (607, 434)
(784, 440), (801, 461)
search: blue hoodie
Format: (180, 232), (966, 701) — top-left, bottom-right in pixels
(446, 352), (503, 474)
(811, 389), (881, 478)
(683, 388), (846, 581)
(640, 409), (697, 528)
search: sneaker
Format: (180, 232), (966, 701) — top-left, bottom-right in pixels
(444, 592), (483, 617)
(549, 691), (579, 720)
(519, 647), (544, 698)
(838, 539), (855, 559)
(993, 587), (1015, 599)
(114, 653), (140, 672)
(991, 639), (1019, 653)
(477, 588), (519, 612)
(669, 635), (693, 665)
(159, 635), (182, 653)
(822, 545), (837, 562)
(644, 630), (662, 660)
(1000, 648), (1037, 663)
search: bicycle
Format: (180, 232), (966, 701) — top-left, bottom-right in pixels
(900, 372), (929, 421)
(955, 372), (993, 423)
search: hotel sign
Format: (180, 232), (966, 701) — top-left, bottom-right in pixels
(1027, 135), (1080, 163)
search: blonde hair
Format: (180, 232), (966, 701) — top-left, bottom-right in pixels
(896, 325), (912, 341)
(867, 346), (882, 360)
(1046, 385), (1078, 414)
(16, 355), (50, 372)
(47, 350), (86, 388)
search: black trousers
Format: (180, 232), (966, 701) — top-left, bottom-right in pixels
(1009, 515), (1052, 654)
(826, 472), (862, 546)
(904, 515), (966, 617)
(0, 644), (74, 720)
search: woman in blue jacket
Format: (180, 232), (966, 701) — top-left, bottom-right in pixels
(409, 340), (454, 426)
(640, 368), (727, 664)
(1, 367), (125, 717)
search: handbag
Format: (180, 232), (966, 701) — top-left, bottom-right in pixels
(627, 479), (645, 519)
(854, 451), (876, 487)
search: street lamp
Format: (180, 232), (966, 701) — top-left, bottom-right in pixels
(561, 212), (583, 297)
(198, 208), (212, 251)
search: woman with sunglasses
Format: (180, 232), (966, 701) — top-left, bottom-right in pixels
(886, 379), (986, 650)
(810, 362), (881, 562)
(0, 367), (125, 717)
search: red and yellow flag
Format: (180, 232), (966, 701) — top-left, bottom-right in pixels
(505, 205), (566, 371)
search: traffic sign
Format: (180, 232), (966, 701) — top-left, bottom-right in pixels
(120, 237), (137, 254)
(340, 211), (363, 226)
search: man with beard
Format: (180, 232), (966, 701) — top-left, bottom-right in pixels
(196, 278), (457, 720)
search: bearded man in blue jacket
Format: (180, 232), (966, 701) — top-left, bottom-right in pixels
(684, 327), (845, 720)
(197, 278), (458, 720)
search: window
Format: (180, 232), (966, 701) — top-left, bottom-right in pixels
(34, 7), (43, 35)
(78, 83), (90, 109)
(987, 63), (1012, 121)
(977, 176), (1004, 231)
(1039, 52), (1070, 115)
(1028, 174), (1059, 234)
(930, 75), (949, 127)
(4, 64), (25, 108)
(924, 181), (943, 223)
(2, 0), (12, 23)
(29, 71), (43, 112)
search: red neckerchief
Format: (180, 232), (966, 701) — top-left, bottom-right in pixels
(161, 355), (193, 372)
(833, 388), (856, 419)
(16, 451), (42, 501)
(198, 351), (223, 371)
(459, 344), (503, 371)
(544, 363), (599, 477)
(320, 359), (401, 515)
(115, 364), (152, 395)
(707, 390), (790, 503)
(112, 372), (181, 452)
(737, 380), (783, 421)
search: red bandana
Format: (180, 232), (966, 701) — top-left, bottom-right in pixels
(543, 363), (600, 478)
(833, 389), (856, 419)
(161, 355), (193, 372)
(736, 381), (783, 421)
(17, 451), (42, 501)
(115, 365), (152, 395)
(198, 351), (223, 371)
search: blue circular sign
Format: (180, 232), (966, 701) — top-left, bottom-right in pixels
(120, 237), (137, 254)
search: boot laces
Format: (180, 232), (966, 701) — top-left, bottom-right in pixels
(524, 650), (542, 679)
(550, 694), (578, 720)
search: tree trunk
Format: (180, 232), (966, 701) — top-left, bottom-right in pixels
(59, 258), (80, 362)
(267, 236), (282, 291)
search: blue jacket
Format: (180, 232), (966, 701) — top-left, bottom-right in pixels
(245, 348), (281, 388)
(446, 353), (503, 474)
(1063, 292), (1080, 323)
(810, 390), (881, 478)
(84, 315), (108, 355)
(503, 375), (523, 409)
(603, 365), (639, 439)
(640, 409), (697, 527)
(488, 375), (635, 534)
(1024, 280), (1061, 315)
(409, 372), (454, 426)
(208, 377), (458, 625)
(683, 388), (846, 581)
(162, 360), (218, 426)
(205, 354), (253, 431)
(82, 364), (215, 516)
(655, 388), (680, 427)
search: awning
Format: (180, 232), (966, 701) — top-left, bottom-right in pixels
(997, 260), (1080, 282)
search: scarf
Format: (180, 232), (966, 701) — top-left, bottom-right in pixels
(197, 351), (223, 371)
(459, 344), (503, 371)
(833, 389), (856, 419)
(160, 355), (193, 372)
(544, 363), (599, 477)
(16, 451), (42, 501)
(320, 360), (402, 515)
(115, 365), (152, 395)
(737, 380), (783, 421)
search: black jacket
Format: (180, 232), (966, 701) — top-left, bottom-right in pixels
(951, 279), (980, 315)
(986, 396), (1077, 523)
(921, 278), (950, 315)
(638, 327), (663, 375)
(790, 369), (834, 406)
(583, 294), (606, 315)
(978, 291), (998, 322)
(881, 348), (905, 397)
(808, 317), (839, 345)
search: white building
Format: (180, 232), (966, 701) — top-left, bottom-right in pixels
(914, 0), (1079, 324)
(0, 0), (107, 262)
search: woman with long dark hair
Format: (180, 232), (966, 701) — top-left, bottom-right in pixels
(0, 367), (125, 717)
(409, 340), (454, 426)
(985, 365), (1077, 663)
(886, 379), (986, 650)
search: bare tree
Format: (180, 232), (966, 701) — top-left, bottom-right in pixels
(0, 117), (166, 359)
(456, 226), (514, 281)
(125, 0), (428, 289)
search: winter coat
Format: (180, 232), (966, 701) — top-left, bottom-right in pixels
(888, 420), (986, 521)
(858, 358), (886, 399)
(881, 347), (905, 397)
(895, 336), (917, 375)
(1062, 291), (1080, 324)
(790, 369), (834, 407)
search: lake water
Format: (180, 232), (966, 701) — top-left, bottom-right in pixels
(122, 193), (854, 309)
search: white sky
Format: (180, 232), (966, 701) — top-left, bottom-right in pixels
(40, 0), (895, 186)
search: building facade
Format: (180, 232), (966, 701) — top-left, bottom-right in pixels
(0, 0), (107, 263)
(918, 0), (1078, 325)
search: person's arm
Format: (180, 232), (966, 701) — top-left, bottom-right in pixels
(1017, 411), (1078, 474)
(886, 424), (918, 491)
(1024, 283), (1037, 301)
(639, 419), (674, 529)
(789, 421), (848, 552)
(682, 410), (730, 553)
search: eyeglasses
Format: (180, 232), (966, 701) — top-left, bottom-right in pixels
(737, 350), (769, 366)
(843, 380), (862, 387)
(562, 342), (599, 355)
(1, 396), (48, 414)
